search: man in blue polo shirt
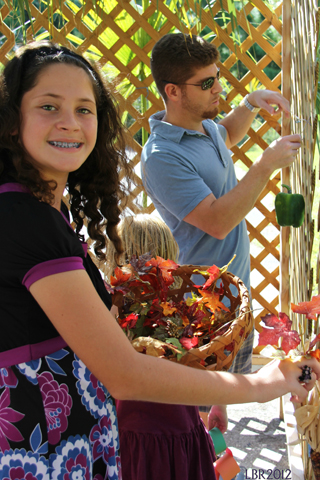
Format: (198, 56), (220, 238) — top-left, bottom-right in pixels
(141, 33), (301, 431)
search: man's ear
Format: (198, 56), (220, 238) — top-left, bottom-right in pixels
(164, 83), (181, 103)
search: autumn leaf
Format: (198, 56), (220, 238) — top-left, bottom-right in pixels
(179, 336), (199, 350)
(165, 338), (186, 360)
(130, 253), (154, 275)
(307, 333), (320, 352)
(201, 265), (221, 290)
(258, 313), (301, 355)
(146, 256), (179, 286)
(291, 295), (320, 320)
(118, 313), (139, 329)
(161, 301), (177, 316)
(309, 349), (320, 361)
(198, 289), (230, 313)
(131, 337), (167, 357)
(110, 267), (132, 287)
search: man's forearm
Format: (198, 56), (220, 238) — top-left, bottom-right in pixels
(218, 95), (258, 148)
(202, 159), (271, 239)
(218, 90), (290, 149)
(184, 134), (300, 239)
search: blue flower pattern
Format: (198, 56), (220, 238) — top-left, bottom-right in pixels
(0, 349), (121, 479)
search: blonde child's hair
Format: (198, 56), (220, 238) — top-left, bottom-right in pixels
(105, 214), (179, 280)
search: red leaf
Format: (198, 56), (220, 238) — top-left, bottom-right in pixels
(201, 265), (221, 290)
(281, 331), (302, 355)
(179, 337), (199, 350)
(258, 313), (300, 355)
(308, 333), (320, 352)
(291, 295), (320, 320)
(119, 313), (139, 329)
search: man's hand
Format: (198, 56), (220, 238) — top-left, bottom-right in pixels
(247, 90), (290, 117)
(208, 404), (228, 433)
(257, 134), (301, 175)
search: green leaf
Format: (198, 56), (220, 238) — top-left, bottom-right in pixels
(131, 315), (152, 337)
(165, 338), (187, 360)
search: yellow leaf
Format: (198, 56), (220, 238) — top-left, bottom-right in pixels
(161, 301), (177, 316)
(131, 337), (167, 357)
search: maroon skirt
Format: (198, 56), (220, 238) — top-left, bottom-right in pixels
(116, 400), (216, 480)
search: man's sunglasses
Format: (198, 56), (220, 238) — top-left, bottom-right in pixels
(162, 69), (220, 91)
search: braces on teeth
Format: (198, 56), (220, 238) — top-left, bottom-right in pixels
(50, 141), (80, 148)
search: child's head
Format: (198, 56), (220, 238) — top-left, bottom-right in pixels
(105, 214), (179, 280)
(0, 40), (134, 261)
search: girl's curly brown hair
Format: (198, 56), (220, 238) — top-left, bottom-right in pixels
(0, 40), (134, 262)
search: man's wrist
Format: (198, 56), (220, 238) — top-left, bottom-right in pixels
(241, 94), (260, 114)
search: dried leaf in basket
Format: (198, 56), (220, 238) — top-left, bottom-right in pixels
(108, 254), (253, 371)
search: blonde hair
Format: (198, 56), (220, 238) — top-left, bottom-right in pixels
(105, 214), (179, 281)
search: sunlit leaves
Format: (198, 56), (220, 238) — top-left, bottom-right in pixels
(111, 254), (233, 360)
(291, 295), (320, 320)
(258, 312), (301, 355)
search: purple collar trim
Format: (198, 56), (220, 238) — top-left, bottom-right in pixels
(0, 182), (30, 194)
(60, 210), (88, 257)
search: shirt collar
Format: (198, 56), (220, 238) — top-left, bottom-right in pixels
(149, 111), (219, 144)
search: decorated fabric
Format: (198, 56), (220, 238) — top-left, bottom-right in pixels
(0, 348), (121, 479)
(0, 184), (121, 479)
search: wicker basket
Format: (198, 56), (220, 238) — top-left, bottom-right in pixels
(115, 264), (253, 372)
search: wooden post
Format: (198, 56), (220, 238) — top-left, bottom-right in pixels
(281, 0), (291, 316)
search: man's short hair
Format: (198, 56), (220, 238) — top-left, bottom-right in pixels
(150, 33), (219, 101)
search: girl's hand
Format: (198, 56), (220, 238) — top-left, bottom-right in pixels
(254, 357), (320, 404)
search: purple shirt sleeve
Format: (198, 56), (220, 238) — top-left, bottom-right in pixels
(22, 256), (85, 290)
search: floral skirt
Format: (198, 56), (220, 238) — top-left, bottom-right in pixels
(0, 344), (121, 480)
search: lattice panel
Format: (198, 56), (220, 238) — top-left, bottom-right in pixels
(0, 0), (309, 349)
(289, 1), (318, 336)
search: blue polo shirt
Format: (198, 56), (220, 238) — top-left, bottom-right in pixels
(141, 111), (251, 291)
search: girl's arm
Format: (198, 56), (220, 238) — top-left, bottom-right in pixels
(30, 269), (320, 405)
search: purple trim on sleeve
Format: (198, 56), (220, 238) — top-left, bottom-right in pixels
(0, 183), (30, 194)
(81, 243), (88, 257)
(22, 256), (85, 290)
(0, 336), (68, 368)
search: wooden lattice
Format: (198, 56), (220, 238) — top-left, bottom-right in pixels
(0, 0), (316, 356)
(289, 0), (318, 322)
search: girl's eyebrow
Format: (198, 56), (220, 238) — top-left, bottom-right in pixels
(34, 92), (96, 104)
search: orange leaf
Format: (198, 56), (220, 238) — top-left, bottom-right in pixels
(161, 301), (177, 316)
(291, 295), (320, 320)
(310, 349), (320, 361)
(146, 257), (178, 284)
(198, 290), (230, 313)
(110, 267), (132, 286)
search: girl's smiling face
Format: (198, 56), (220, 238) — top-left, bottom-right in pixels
(19, 62), (98, 185)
